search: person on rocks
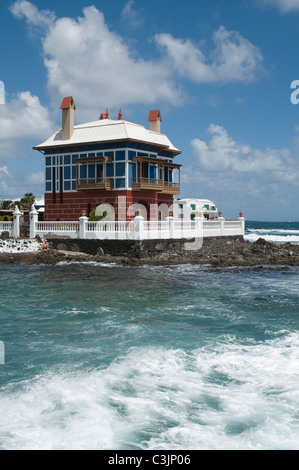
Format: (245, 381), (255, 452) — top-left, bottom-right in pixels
(40, 239), (49, 250)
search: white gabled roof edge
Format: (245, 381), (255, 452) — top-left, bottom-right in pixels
(34, 118), (181, 154)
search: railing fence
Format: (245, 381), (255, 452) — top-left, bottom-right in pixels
(0, 208), (245, 241)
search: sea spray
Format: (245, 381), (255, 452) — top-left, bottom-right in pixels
(0, 241), (298, 450)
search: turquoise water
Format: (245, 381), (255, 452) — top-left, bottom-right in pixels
(0, 222), (298, 450)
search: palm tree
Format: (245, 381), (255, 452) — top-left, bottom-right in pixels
(19, 193), (35, 210)
(0, 200), (13, 210)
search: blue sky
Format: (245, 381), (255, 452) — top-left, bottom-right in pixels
(0, 0), (299, 220)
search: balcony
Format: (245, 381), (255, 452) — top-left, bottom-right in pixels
(132, 155), (181, 195)
(131, 177), (163, 191)
(76, 177), (113, 191)
(162, 180), (180, 195)
(131, 178), (180, 194)
(76, 155), (113, 191)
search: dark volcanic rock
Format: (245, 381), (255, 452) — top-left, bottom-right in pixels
(0, 236), (298, 267)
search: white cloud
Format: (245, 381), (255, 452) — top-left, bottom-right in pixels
(26, 171), (43, 186)
(10, 2), (264, 119)
(0, 166), (10, 177)
(0, 166), (12, 196)
(185, 124), (298, 184)
(9, 0), (55, 29)
(0, 81), (5, 104)
(180, 125), (299, 218)
(0, 91), (54, 159)
(258, 0), (299, 12)
(0, 169), (44, 199)
(33, 5), (183, 113)
(155, 26), (264, 84)
(121, 0), (144, 29)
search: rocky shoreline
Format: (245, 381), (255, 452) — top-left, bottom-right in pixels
(0, 237), (298, 267)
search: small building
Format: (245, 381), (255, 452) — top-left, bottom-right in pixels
(34, 98), (182, 221)
(174, 198), (218, 221)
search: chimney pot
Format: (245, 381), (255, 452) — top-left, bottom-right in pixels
(60, 96), (76, 140)
(148, 110), (162, 133)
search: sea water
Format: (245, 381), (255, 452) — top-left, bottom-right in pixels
(0, 222), (298, 450)
(244, 220), (299, 245)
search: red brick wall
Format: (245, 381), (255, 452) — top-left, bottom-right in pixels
(44, 191), (174, 221)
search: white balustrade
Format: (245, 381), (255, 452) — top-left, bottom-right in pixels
(28, 208), (245, 241)
(0, 222), (14, 237)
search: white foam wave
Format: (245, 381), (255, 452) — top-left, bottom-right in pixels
(1, 333), (299, 450)
(244, 233), (299, 244)
(246, 228), (299, 235)
(56, 261), (117, 267)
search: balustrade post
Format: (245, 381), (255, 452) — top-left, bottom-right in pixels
(79, 216), (88, 239)
(134, 215), (144, 240)
(166, 216), (174, 239)
(29, 206), (39, 239)
(239, 212), (245, 235)
(13, 206), (21, 239)
(218, 213), (225, 236)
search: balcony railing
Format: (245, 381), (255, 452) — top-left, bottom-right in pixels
(131, 177), (163, 191)
(131, 178), (180, 194)
(77, 177), (113, 191)
(162, 180), (180, 194)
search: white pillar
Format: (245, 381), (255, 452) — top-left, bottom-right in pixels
(134, 215), (144, 240)
(239, 213), (246, 235)
(166, 216), (174, 239)
(29, 206), (39, 239)
(218, 216), (225, 236)
(79, 216), (88, 239)
(13, 206), (21, 239)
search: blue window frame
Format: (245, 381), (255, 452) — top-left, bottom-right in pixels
(64, 155), (70, 165)
(88, 165), (95, 178)
(64, 166), (71, 179)
(46, 182), (51, 192)
(116, 150), (125, 161)
(72, 166), (76, 179)
(115, 178), (125, 188)
(128, 151), (136, 160)
(46, 168), (52, 181)
(150, 165), (156, 179)
(116, 162), (125, 177)
(80, 166), (87, 178)
(64, 181), (71, 191)
(45, 157), (51, 166)
(106, 163), (114, 177)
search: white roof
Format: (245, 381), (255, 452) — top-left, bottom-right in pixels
(176, 198), (215, 205)
(34, 118), (180, 154)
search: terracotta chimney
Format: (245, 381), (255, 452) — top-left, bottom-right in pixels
(60, 97), (76, 140)
(148, 110), (162, 133)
